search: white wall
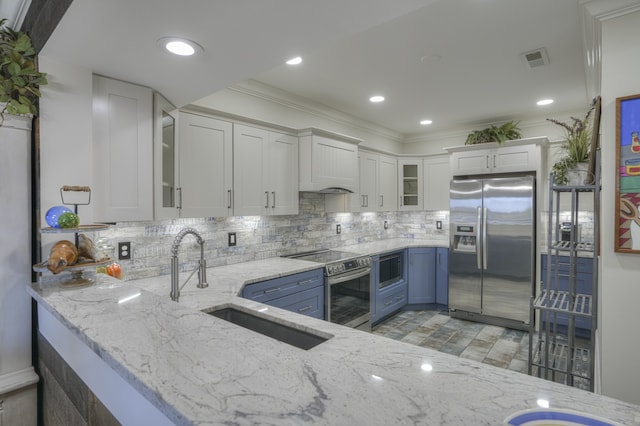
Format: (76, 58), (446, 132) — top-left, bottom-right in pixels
(599, 10), (640, 405)
(38, 56), (94, 247)
(193, 81), (404, 153)
(400, 113), (581, 155)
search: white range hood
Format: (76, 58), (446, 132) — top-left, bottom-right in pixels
(298, 128), (361, 194)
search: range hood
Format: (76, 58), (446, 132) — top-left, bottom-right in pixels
(298, 128), (361, 194)
(307, 187), (354, 194)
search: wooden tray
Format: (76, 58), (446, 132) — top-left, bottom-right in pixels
(32, 258), (113, 273)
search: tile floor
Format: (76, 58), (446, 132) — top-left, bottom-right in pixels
(371, 309), (592, 390)
(372, 309), (530, 374)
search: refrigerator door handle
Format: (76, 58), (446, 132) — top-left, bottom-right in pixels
(476, 207), (482, 269)
(483, 207), (488, 270)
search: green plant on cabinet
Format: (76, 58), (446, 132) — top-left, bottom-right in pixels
(0, 18), (48, 124)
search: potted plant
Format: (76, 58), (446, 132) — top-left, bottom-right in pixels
(0, 18), (47, 125)
(465, 121), (522, 145)
(547, 105), (594, 185)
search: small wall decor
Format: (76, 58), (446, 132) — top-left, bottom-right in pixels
(615, 93), (640, 252)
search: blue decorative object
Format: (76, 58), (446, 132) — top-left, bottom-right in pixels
(45, 205), (72, 228)
(505, 408), (622, 426)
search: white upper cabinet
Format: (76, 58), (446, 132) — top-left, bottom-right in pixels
(298, 128), (360, 193)
(398, 159), (423, 211)
(92, 75), (153, 222)
(234, 124), (299, 216)
(326, 150), (397, 213)
(153, 93), (179, 220)
(267, 132), (299, 215)
(448, 138), (546, 176)
(178, 111), (233, 218)
(234, 124), (269, 216)
(378, 154), (398, 211)
(423, 155), (450, 211)
(356, 151), (379, 211)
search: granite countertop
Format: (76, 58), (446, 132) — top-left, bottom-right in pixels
(28, 239), (640, 425)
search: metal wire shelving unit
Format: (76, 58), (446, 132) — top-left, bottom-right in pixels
(528, 149), (600, 391)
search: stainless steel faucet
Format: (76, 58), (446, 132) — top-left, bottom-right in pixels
(170, 227), (208, 302)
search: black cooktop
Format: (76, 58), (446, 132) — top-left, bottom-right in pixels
(285, 250), (362, 264)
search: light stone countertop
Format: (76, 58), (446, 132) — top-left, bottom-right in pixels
(28, 239), (640, 425)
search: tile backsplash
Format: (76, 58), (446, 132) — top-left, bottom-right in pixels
(97, 193), (450, 281)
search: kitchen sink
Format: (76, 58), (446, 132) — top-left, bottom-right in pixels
(205, 307), (329, 350)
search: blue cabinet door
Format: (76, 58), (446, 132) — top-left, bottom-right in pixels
(407, 247), (436, 304)
(541, 255), (592, 333)
(436, 247), (449, 306)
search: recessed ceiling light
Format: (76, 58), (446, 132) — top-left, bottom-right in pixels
(537, 99), (554, 106)
(420, 119), (433, 125)
(286, 56), (302, 65)
(157, 37), (203, 56)
(370, 95), (385, 103)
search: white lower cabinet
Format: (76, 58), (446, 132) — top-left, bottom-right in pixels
(233, 124), (298, 216)
(178, 111), (233, 218)
(92, 75), (153, 222)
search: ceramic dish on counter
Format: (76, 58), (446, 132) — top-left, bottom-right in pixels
(505, 408), (624, 426)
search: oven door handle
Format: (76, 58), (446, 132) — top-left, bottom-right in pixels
(328, 267), (371, 285)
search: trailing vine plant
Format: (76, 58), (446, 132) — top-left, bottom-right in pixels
(0, 18), (48, 125)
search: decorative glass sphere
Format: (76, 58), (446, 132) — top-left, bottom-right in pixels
(45, 205), (72, 228)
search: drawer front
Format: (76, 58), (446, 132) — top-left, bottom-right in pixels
(542, 255), (593, 275)
(267, 286), (325, 320)
(541, 256), (593, 295)
(242, 269), (324, 303)
(376, 283), (407, 320)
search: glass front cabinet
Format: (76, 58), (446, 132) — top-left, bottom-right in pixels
(398, 159), (423, 210)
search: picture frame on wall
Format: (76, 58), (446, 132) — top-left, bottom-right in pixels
(615, 93), (640, 253)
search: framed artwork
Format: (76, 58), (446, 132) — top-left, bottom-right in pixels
(615, 93), (640, 253)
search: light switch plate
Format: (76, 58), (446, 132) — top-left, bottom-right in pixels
(336, 224), (341, 234)
(436, 220), (442, 230)
(228, 232), (236, 247)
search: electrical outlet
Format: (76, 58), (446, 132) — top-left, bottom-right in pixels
(384, 221), (388, 230)
(118, 242), (131, 260)
(436, 220), (442, 230)
(336, 224), (341, 234)
(228, 232), (236, 247)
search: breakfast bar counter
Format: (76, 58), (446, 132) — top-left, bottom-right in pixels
(28, 240), (640, 425)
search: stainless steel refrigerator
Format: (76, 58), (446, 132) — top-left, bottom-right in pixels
(449, 175), (534, 329)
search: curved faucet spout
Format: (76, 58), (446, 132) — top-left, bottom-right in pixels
(171, 227), (204, 256)
(170, 227), (208, 302)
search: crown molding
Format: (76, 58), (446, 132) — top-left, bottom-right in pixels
(230, 80), (404, 143)
(580, 0), (640, 21)
(401, 115), (567, 146)
(577, 0), (640, 110)
(0, 0), (30, 30)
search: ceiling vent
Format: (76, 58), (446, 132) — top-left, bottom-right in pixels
(521, 47), (550, 68)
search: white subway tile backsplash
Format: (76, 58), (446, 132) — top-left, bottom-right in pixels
(92, 193), (449, 281)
